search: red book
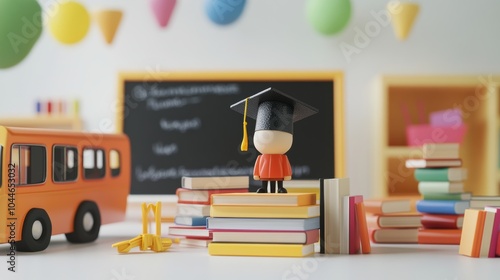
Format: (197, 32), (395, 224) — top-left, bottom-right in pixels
(355, 201), (371, 254)
(485, 207), (500, 257)
(418, 229), (462, 245)
(345, 195), (363, 254)
(176, 188), (248, 204)
(497, 234), (500, 256)
(421, 214), (464, 229)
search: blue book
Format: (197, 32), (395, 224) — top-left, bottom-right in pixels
(416, 200), (470, 215)
(174, 216), (208, 226)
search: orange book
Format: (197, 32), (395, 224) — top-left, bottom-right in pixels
(363, 199), (411, 214)
(459, 209), (486, 257)
(355, 202), (371, 254)
(418, 229), (462, 245)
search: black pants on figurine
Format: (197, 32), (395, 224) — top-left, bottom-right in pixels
(257, 181), (287, 193)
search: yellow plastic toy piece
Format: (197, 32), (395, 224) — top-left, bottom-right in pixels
(112, 202), (178, 253)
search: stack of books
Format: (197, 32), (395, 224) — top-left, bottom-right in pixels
(459, 207), (500, 258)
(207, 192), (320, 257)
(365, 198), (421, 243)
(406, 143), (469, 244)
(320, 178), (370, 254)
(168, 176), (249, 247)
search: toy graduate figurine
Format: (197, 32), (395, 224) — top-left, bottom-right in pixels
(230, 88), (318, 193)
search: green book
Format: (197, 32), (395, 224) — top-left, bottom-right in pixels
(414, 168), (467, 182)
(418, 181), (464, 194)
(422, 192), (472, 201)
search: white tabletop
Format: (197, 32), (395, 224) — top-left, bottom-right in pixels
(0, 218), (498, 280)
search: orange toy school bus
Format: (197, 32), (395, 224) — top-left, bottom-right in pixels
(0, 126), (130, 252)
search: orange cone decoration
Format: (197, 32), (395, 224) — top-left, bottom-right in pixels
(388, 1), (419, 40)
(95, 10), (123, 44)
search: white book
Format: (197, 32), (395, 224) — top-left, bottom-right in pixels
(320, 178), (350, 254)
(341, 196), (350, 254)
(179, 238), (211, 247)
(176, 204), (210, 217)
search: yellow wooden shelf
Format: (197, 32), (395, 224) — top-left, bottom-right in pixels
(0, 116), (82, 130)
(385, 146), (422, 158)
(374, 75), (500, 197)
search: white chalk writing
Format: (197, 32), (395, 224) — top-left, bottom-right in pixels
(152, 142), (178, 156)
(135, 165), (311, 182)
(159, 118), (201, 133)
(147, 97), (201, 111)
(132, 83), (240, 100)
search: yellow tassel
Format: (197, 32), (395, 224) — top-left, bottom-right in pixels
(240, 98), (249, 152)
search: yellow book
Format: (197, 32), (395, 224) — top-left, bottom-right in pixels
(208, 243), (314, 257)
(459, 209), (485, 257)
(210, 205), (320, 218)
(211, 193), (316, 206)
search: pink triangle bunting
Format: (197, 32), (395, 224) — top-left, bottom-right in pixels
(150, 0), (177, 28)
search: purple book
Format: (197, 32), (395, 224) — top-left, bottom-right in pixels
(430, 109), (462, 127)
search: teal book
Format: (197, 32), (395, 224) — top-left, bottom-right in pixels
(414, 168), (467, 182)
(422, 192), (472, 201)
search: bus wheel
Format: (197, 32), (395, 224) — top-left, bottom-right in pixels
(16, 209), (52, 252)
(65, 201), (101, 243)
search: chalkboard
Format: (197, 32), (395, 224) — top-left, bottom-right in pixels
(117, 72), (344, 194)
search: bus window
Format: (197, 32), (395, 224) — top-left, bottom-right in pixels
(53, 146), (78, 182)
(83, 148), (105, 179)
(10, 145), (46, 186)
(110, 150), (121, 177)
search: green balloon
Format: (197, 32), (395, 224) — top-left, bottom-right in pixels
(0, 0), (42, 69)
(307, 0), (351, 35)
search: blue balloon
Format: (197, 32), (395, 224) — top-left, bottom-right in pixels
(205, 0), (246, 25)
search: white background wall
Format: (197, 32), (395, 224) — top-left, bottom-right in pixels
(1, 0), (500, 197)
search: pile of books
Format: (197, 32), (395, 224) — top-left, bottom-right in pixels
(365, 198), (421, 243)
(459, 207), (500, 258)
(168, 176), (248, 247)
(406, 143), (469, 244)
(207, 192), (320, 257)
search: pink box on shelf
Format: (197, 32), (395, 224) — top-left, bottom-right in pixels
(406, 124), (467, 147)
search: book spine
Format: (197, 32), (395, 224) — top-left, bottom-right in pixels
(418, 229), (462, 245)
(418, 182), (455, 194)
(174, 216), (208, 226)
(415, 168), (449, 182)
(487, 209), (500, 257)
(305, 229), (320, 245)
(497, 234), (500, 257)
(319, 178), (325, 254)
(355, 201), (371, 254)
(416, 200), (462, 215)
(422, 193), (467, 201)
(420, 214), (461, 229)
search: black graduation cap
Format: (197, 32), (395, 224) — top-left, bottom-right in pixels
(230, 87), (318, 151)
